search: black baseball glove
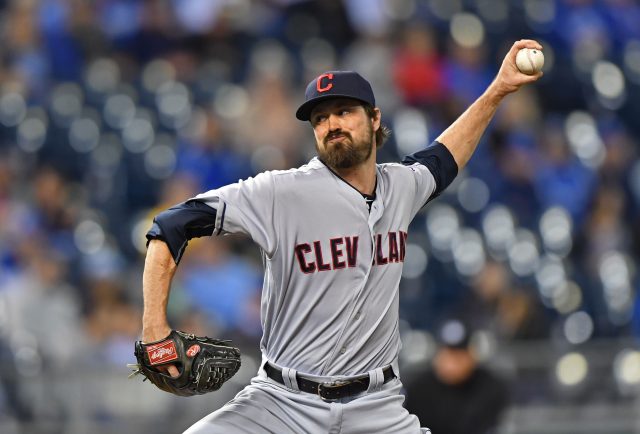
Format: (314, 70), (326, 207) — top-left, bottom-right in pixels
(130, 330), (241, 396)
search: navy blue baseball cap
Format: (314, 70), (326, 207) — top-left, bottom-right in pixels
(296, 71), (376, 121)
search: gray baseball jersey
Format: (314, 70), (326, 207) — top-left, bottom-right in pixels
(192, 156), (437, 376)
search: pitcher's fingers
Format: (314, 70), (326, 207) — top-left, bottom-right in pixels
(158, 364), (180, 378)
(522, 71), (544, 82)
(514, 39), (543, 51)
(167, 364), (180, 378)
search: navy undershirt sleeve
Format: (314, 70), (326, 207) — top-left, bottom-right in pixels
(146, 199), (217, 264)
(402, 140), (458, 197)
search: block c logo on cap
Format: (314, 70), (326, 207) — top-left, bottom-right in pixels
(316, 73), (334, 93)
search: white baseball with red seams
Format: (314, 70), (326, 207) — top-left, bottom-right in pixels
(516, 48), (544, 75)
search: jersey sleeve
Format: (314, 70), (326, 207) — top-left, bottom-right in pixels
(402, 140), (458, 216)
(192, 171), (277, 256)
(401, 162), (438, 218)
(146, 200), (218, 264)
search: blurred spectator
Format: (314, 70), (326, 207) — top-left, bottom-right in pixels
(1, 242), (86, 371)
(84, 275), (141, 367)
(177, 237), (262, 338)
(486, 88), (543, 223)
(30, 167), (78, 257)
(6, 1), (49, 100)
(404, 319), (509, 434)
(239, 64), (306, 169)
(533, 117), (596, 225)
(443, 40), (494, 106)
(393, 24), (448, 107)
(460, 261), (551, 341)
(581, 186), (628, 274)
(175, 110), (253, 190)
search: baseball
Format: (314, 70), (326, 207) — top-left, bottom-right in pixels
(515, 48), (544, 75)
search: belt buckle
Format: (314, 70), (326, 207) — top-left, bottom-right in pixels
(317, 380), (349, 402)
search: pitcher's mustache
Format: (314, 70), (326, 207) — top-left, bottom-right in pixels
(325, 131), (351, 144)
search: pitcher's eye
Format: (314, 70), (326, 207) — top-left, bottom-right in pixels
(313, 114), (327, 124)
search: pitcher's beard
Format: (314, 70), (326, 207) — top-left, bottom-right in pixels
(317, 129), (374, 170)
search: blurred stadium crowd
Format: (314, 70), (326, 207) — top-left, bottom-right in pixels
(0, 0), (640, 432)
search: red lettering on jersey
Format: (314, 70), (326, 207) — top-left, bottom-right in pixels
(376, 234), (388, 265)
(399, 231), (407, 262)
(345, 236), (358, 267)
(295, 236), (359, 274)
(316, 73), (334, 93)
(388, 232), (399, 263)
(330, 238), (346, 269)
(295, 243), (316, 274)
(314, 241), (332, 271)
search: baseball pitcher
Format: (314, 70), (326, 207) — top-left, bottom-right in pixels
(137, 40), (543, 433)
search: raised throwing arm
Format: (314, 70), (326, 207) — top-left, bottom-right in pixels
(437, 39), (543, 170)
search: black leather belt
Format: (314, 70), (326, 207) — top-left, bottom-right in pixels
(264, 363), (395, 401)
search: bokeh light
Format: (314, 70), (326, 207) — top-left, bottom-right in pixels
(428, 0), (461, 20)
(613, 349), (640, 395)
(452, 228), (485, 277)
(213, 84), (250, 120)
(382, 0), (416, 21)
(623, 39), (640, 84)
(85, 58), (121, 97)
(450, 13), (485, 48)
(402, 243), (429, 279)
(156, 81), (193, 130)
(592, 61), (626, 109)
(400, 329), (436, 366)
(563, 311), (594, 345)
(564, 111), (605, 169)
(482, 205), (516, 260)
(17, 115), (47, 153)
(104, 94), (136, 130)
(142, 59), (176, 94)
(552, 280), (583, 314)
(476, 0), (508, 28)
(74, 219), (106, 255)
(523, 0), (556, 33)
(122, 118), (155, 153)
(535, 254), (567, 305)
(457, 177), (490, 213)
(145, 141), (177, 180)
(539, 207), (572, 256)
(0, 92), (27, 127)
(301, 38), (337, 73)
(394, 109), (430, 156)
(426, 204), (460, 261)
(556, 352), (589, 387)
(69, 117), (101, 153)
(508, 229), (539, 277)
(50, 83), (83, 128)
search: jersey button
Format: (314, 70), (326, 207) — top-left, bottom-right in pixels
(354, 311), (361, 320)
(340, 346), (346, 354)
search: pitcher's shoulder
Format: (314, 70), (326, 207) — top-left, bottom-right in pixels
(268, 158), (327, 180)
(377, 161), (419, 176)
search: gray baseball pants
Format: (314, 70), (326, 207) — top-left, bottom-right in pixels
(184, 364), (430, 434)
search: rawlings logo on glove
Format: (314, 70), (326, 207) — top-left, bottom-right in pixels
(146, 341), (178, 365)
(129, 330), (241, 397)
